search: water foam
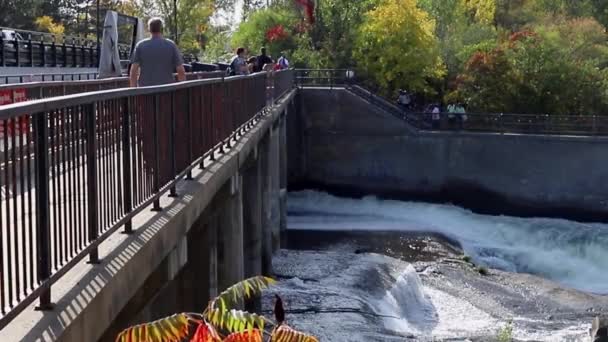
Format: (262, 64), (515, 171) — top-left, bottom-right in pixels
(288, 190), (608, 293)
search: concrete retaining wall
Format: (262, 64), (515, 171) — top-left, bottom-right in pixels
(292, 88), (608, 221)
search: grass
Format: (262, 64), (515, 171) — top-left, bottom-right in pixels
(497, 320), (513, 342)
(461, 255), (472, 263)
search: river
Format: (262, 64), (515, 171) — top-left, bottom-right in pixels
(261, 190), (608, 341)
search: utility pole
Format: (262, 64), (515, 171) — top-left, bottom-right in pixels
(173, 0), (178, 43)
(96, 0), (100, 68)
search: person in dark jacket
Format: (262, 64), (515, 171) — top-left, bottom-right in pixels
(256, 47), (273, 72)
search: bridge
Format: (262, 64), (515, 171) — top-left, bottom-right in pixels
(0, 69), (607, 341)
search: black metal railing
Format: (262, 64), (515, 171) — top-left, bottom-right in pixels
(0, 71), (226, 105)
(0, 68), (294, 328)
(0, 72), (100, 85)
(0, 28), (133, 68)
(295, 69), (350, 89)
(296, 69), (608, 136)
(274, 69), (296, 102)
(349, 85), (608, 135)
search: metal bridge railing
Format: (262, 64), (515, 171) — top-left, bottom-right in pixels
(295, 69), (350, 89)
(0, 29), (134, 69)
(296, 69), (608, 136)
(0, 68), (294, 328)
(0, 72), (100, 85)
(0, 71), (226, 102)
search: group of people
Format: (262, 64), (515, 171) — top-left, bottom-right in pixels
(128, 17), (291, 88)
(396, 89), (468, 130)
(425, 103), (467, 129)
(229, 47), (290, 76)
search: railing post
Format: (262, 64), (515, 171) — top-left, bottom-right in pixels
(72, 40), (77, 67)
(186, 88), (193, 180)
(34, 111), (53, 310)
(169, 92), (178, 197)
(62, 42), (67, 67)
(593, 115), (598, 135)
(122, 97), (133, 233)
(226, 80), (234, 149)
(14, 38), (20, 67)
(152, 94), (162, 211)
(28, 35), (34, 67)
(207, 83), (215, 164)
(0, 35), (5, 67)
(86, 103), (100, 264)
(51, 41), (57, 67)
(41, 40), (46, 67)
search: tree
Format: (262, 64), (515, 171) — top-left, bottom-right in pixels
(354, 0), (445, 95)
(309, 0), (378, 69)
(418, 0), (498, 81)
(115, 276), (318, 342)
(453, 30), (608, 115)
(202, 28), (232, 62)
(35, 16), (65, 35)
(0, 0), (44, 30)
(232, 8), (298, 59)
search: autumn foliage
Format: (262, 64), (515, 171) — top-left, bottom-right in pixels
(116, 277), (318, 342)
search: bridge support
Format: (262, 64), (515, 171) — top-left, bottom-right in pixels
(243, 149), (263, 279)
(279, 109), (288, 247)
(218, 174), (245, 291)
(260, 132), (274, 276)
(268, 123), (281, 254)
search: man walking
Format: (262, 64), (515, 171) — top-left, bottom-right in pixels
(128, 17), (186, 186)
(129, 17), (186, 87)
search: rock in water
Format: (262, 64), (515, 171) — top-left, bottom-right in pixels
(591, 316), (608, 342)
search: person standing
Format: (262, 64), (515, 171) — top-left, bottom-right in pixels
(129, 17), (186, 87)
(229, 47), (249, 75)
(277, 52), (290, 70)
(256, 47), (274, 72)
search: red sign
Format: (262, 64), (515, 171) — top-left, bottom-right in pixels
(0, 89), (29, 137)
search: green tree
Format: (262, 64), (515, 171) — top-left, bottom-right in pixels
(454, 30), (608, 115)
(419, 0), (498, 80)
(354, 0), (445, 95)
(202, 28), (232, 62)
(232, 8), (298, 59)
(309, 0), (378, 68)
(0, 0), (44, 30)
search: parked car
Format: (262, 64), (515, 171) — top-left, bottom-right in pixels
(1, 29), (24, 42)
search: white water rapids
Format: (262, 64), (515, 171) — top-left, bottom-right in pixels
(270, 190), (608, 341)
(287, 190), (608, 294)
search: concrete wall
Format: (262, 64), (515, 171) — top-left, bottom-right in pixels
(292, 88), (608, 220)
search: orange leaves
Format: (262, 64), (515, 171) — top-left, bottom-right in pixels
(115, 314), (190, 342)
(223, 330), (263, 342)
(270, 325), (319, 342)
(115, 276), (318, 342)
(191, 322), (222, 342)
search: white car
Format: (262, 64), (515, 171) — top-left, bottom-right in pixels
(1, 29), (24, 42)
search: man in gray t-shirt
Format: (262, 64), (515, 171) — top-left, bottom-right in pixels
(129, 17), (186, 87)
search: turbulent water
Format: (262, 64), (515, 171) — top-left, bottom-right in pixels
(265, 190), (608, 341)
(287, 190), (608, 294)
